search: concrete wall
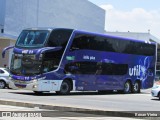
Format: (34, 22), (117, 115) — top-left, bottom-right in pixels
(4, 0), (105, 36)
(0, 39), (10, 67)
(0, 38), (16, 67)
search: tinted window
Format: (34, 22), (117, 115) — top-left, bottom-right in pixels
(65, 62), (128, 75)
(124, 41), (155, 56)
(16, 30), (49, 47)
(71, 33), (155, 56)
(102, 63), (128, 75)
(70, 35), (91, 50)
(70, 34), (115, 52)
(47, 29), (73, 49)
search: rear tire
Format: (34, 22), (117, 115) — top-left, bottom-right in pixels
(56, 80), (71, 95)
(132, 81), (140, 93)
(123, 81), (131, 94)
(0, 80), (6, 89)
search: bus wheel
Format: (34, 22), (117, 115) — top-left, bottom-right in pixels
(56, 80), (71, 95)
(123, 81), (131, 94)
(158, 92), (160, 100)
(132, 81), (140, 93)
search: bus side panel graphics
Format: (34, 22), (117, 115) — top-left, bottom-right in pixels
(64, 49), (155, 90)
(128, 56), (154, 89)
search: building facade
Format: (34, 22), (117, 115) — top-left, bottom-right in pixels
(0, 0), (105, 67)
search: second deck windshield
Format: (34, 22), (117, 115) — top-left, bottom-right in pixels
(16, 30), (49, 47)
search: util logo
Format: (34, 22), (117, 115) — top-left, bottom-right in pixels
(129, 65), (141, 76)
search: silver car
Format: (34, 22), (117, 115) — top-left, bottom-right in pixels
(151, 81), (160, 100)
(0, 67), (10, 89)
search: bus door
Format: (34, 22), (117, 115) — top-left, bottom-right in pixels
(73, 61), (97, 91)
(65, 49), (97, 91)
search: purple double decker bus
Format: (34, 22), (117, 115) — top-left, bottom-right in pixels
(2, 28), (156, 95)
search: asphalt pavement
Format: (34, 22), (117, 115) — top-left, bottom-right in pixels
(0, 105), (142, 120)
(0, 88), (160, 120)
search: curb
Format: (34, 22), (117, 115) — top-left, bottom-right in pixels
(0, 99), (135, 117)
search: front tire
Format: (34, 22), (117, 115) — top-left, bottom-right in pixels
(56, 80), (71, 95)
(0, 80), (6, 89)
(123, 81), (131, 94)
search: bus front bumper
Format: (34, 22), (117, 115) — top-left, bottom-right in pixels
(9, 79), (61, 92)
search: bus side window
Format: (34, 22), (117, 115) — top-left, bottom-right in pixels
(48, 29), (72, 48)
(70, 38), (80, 51)
(70, 34), (91, 51)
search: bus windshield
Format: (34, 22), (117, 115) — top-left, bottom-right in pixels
(10, 54), (42, 76)
(16, 30), (49, 47)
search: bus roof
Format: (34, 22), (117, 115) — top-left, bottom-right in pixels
(23, 27), (73, 31)
(74, 30), (156, 45)
(22, 27), (156, 45)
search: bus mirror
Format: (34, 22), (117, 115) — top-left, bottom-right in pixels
(2, 46), (14, 58)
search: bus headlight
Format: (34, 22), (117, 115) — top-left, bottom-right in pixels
(12, 79), (38, 84)
(32, 79), (38, 83)
(33, 85), (37, 88)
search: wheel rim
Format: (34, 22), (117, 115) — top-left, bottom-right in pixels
(134, 82), (139, 92)
(0, 81), (5, 89)
(124, 82), (130, 93)
(61, 82), (69, 93)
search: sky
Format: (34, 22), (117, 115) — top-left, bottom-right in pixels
(88, 0), (160, 39)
